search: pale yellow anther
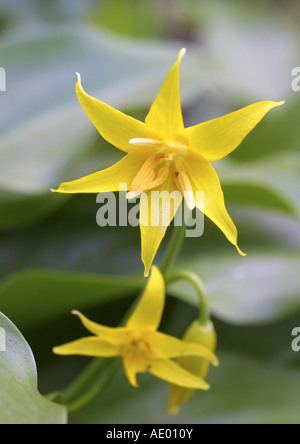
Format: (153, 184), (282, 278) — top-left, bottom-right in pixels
(139, 166), (169, 192)
(127, 165), (169, 200)
(130, 155), (160, 191)
(129, 138), (163, 147)
(175, 171), (195, 210)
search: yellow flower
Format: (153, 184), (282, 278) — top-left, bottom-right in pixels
(52, 49), (284, 277)
(53, 266), (218, 390)
(168, 320), (217, 414)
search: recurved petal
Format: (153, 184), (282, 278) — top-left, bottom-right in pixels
(122, 353), (149, 388)
(147, 331), (219, 366)
(186, 152), (245, 256)
(145, 49), (188, 144)
(52, 149), (151, 194)
(126, 266), (165, 332)
(185, 101), (285, 162)
(72, 311), (129, 346)
(53, 337), (121, 357)
(140, 175), (183, 277)
(148, 358), (210, 390)
(76, 73), (155, 153)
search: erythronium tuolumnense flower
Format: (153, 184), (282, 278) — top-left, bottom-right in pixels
(53, 266), (218, 390)
(52, 49), (284, 277)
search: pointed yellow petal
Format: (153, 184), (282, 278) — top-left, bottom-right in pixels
(185, 101), (285, 162)
(71, 311), (129, 346)
(123, 356), (139, 388)
(76, 73), (154, 153)
(145, 49), (188, 144)
(126, 266), (165, 331)
(147, 331), (219, 366)
(53, 337), (121, 357)
(122, 353), (150, 388)
(52, 149), (151, 194)
(148, 358), (210, 390)
(140, 176), (183, 277)
(186, 152), (245, 255)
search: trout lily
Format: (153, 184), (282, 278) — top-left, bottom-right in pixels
(53, 266), (218, 390)
(52, 49), (284, 276)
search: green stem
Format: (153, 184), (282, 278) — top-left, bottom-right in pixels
(166, 271), (210, 326)
(54, 357), (111, 405)
(160, 214), (187, 276)
(67, 358), (122, 415)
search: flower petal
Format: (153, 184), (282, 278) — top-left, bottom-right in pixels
(52, 149), (151, 194)
(147, 331), (219, 366)
(140, 175), (183, 277)
(148, 358), (210, 390)
(122, 354), (149, 388)
(76, 73), (155, 153)
(126, 266), (165, 331)
(185, 101), (285, 162)
(72, 311), (129, 346)
(145, 49), (188, 144)
(186, 152), (245, 255)
(53, 337), (121, 357)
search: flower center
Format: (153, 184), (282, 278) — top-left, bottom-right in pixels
(127, 138), (195, 209)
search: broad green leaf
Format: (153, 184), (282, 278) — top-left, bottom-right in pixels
(218, 151), (300, 217)
(1, 247), (299, 336)
(202, 0), (296, 101)
(169, 250), (300, 324)
(0, 312), (67, 424)
(0, 270), (143, 331)
(222, 182), (296, 216)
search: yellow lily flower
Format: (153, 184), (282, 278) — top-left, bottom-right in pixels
(52, 49), (284, 276)
(53, 266), (218, 391)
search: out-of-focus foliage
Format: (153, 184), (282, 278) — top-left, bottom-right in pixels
(0, 312), (67, 424)
(0, 0), (299, 424)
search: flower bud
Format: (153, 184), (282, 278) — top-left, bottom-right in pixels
(168, 320), (217, 414)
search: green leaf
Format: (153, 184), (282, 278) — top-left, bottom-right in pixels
(169, 250), (300, 324)
(0, 270), (143, 331)
(218, 151), (300, 218)
(0, 312), (67, 424)
(222, 182), (296, 216)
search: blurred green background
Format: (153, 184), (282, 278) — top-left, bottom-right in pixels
(0, 0), (300, 424)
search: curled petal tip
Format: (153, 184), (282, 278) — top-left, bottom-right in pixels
(203, 382), (211, 391)
(71, 310), (80, 316)
(178, 48), (186, 60)
(75, 72), (82, 83)
(236, 245), (246, 257)
(212, 356), (220, 367)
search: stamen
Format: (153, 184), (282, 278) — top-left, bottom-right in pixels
(129, 138), (163, 147)
(127, 166), (169, 200)
(139, 166), (169, 192)
(130, 155), (160, 191)
(175, 171), (195, 210)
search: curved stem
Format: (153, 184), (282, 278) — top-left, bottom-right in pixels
(54, 358), (111, 405)
(160, 209), (189, 276)
(166, 271), (210, 326)
(67, 358), (121, 415)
